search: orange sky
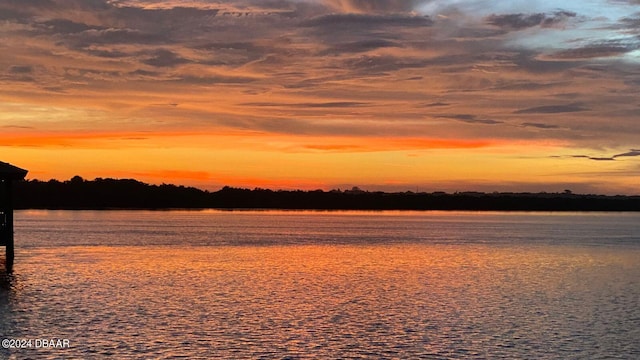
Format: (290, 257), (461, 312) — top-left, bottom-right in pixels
(1, 0), (639, 194)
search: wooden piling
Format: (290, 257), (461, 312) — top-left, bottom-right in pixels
(0, 162), (28, 273)
(3, 180), (14, 272)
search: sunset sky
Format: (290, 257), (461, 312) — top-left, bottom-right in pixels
(1, 0), (639, 194)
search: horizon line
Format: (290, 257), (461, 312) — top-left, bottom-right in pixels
(18, 175), (640, 197)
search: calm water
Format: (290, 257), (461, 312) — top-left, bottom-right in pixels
(1, 210), (639, 359)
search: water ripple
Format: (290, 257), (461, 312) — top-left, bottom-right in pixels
(1, 211), (639, 358)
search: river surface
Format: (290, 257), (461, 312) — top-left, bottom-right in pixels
(1, 210), (639, 359)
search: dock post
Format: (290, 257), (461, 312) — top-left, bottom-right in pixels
(3, 180), (14, 272)
(0, 161), (27, 273)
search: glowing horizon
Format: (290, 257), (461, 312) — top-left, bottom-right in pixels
(1, 0), (639, 194)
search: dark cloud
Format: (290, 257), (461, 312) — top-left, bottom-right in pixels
(1, 1), (108, 26)
(4, 0), (54, 5)
(548, 44), (634, 60)
(103, 5), (220, 29)
(84, 48), (130, 58)
(486, 11), (577, 30)
(151, 103), (178, 108)
(142, 49), (190, 67)
(61, 67), (123, 82)
(564, 149), (640, 161)
(302, 13), (433, 28)
(129, 69), (161, 77)
(619, 16), (640, 29)
(0, 0), (55, 11)
(291, 101), (369, 108)
(2, 65), (35, 82)
(53, 0), (112, 11)
(322, 39), (401, 55)
(166, 75), (257, 85)
(11, 2), (219, 47)
(614, 149), (640, 158)
(515, 104), (588, 114)
(544, 11), (577, 24)
(241, 102), (369, 108)
(491, 80), (566, 91)
(514, 54), (583, 74)
(438, 114), (502, 125)
(2, 125), (35, 129)
(281, 73), (357, 89)
(76, 28), (167, 46)
(487, 13), (546, 30)
(38, 18), (101, 34)
(8, 65), (33, 74)
(24, 15), (168, 51)
(151, 6), (220, 19)
(521, 122), (560, 129)
(421, 102), (450, 107)
(194, 42), (266, 52)
(565, 155), (615, 161)
(222, 115), (409, 137)
(486, 11), (576, 30)
(0, 7), (31, 21)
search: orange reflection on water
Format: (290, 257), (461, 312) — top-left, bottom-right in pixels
(12, 239), (640, 358)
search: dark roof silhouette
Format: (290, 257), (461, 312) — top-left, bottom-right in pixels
(0, 161), (28, 180)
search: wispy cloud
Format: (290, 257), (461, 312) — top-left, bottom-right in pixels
(241, 101), (369, 108)
(486, 11), (576, 30)
(302, 13), (433, 27)
(561, 149), (640, 161)
(614, 149), (640, 158)
(514, 104), (588, 114)
(142, 49), (191, 67)
(521, 122), (560, 129)
(438, 114), (503, 125)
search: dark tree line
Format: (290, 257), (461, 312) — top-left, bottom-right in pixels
(14, 176), (209, 209)
(11, 176), (640, 211)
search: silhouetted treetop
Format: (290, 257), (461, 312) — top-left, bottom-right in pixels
(11, 176), (640, 211)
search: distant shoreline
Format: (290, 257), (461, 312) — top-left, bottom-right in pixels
(13, 177), (640, 212)
(15, 207), (640, 214)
